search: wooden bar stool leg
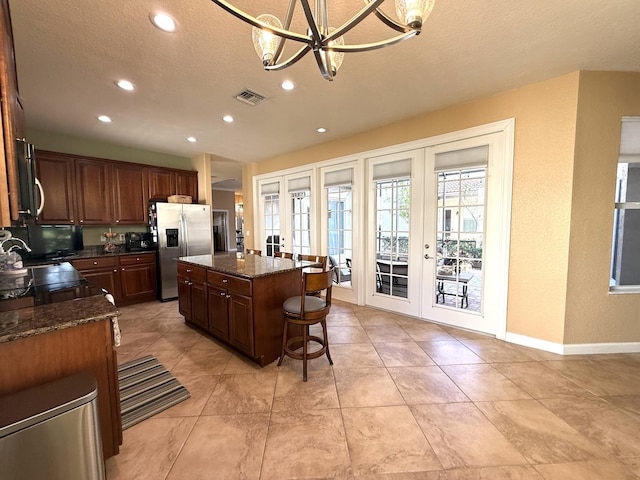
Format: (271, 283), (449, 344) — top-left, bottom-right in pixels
(278, 319), (289, 366)
(303, 324), (308, 382)
(322, 319), (333, 365)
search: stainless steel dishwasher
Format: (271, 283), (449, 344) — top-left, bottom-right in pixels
(0, 372), (105, 480)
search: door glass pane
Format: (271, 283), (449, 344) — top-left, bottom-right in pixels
(263, 193), (280, 256)
(435, 168), (485, 311)
(375, 178), (410, 298)
(327, 185), (353, 286)
(291, 191), (311, 256)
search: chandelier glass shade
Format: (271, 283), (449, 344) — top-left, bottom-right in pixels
(211, 0), (435, 81)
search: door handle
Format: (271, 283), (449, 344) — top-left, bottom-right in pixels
(424, 253), (431, 259)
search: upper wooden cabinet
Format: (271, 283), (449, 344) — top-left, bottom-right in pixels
(36, 150), (198, 225)
(149, 167), (198, 201)
(1, 0), (23, 224)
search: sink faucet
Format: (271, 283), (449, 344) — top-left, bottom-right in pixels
(0, 237), (32, 253)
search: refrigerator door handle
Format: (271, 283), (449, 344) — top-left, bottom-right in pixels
(180, 213), (189, 256)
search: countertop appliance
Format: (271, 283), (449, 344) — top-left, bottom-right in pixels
(124, 232), (152, 252)
(149, 201), (212, 301)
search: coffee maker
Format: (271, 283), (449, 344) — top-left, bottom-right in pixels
(124, 232), (152, 252)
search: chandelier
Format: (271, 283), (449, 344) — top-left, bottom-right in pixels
(211, 0), (435, 81)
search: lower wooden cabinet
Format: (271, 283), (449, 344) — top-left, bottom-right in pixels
(177, 263), (208, 330)
(177, 260), (302, 366)
(72, 252), (157, 306)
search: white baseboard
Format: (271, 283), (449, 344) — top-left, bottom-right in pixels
(505, 332), (640, 355)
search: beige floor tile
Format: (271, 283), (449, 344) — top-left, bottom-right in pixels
(118, 332), (164, 352)
(388, 366), (468, 404)
(533, 459), (639, 480)
(374, 342), (435, 367)
(341, 405), (442, 475)
(155, 374), (220, 417)
(272, 368), (339, 412)
(435, 465), (544, 479)
(334, 367), (405, 407)
(410, 403), (528, 469)
(457, 339), (539, 363)
(328, 326), (372, 344)
(416, 340), (485, 365)
(171, 347), (232, 376)
(364, 325), (413, 343)
(189, 334), (229, 351)
(147, 330), (203, 352)
(166, 413), (270, 480)
(105, 417), (197, 480)
(327, 312), (363, 326)
(145, 349), (187, 371)
(540, 396), (640, 457)
(494, 362), (594, 399)
(261, 409), (352, 480)
(354, 473), (441, 480)
(620, 457), (640, 477)
(440, 364), (532, 402)
(475, 399), (604, 464)
(201, 372), (277, 414)
(329, 343), (384, 368)
(543, 359), (640, 396)
(401, 323), (456, 342)
(223, 353), (279, 374)
(115, 348), (146, 364)
(602, 395), (640, 420)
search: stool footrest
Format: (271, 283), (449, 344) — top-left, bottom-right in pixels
(283, 335), (328, 360)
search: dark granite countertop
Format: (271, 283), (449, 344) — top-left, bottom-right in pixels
(0, 263), (119, 344)
(179, 253), (312, 279)
(23, 246), (155, 267)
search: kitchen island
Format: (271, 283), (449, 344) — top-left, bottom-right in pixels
(178, 253), (307, 366)
(0, 263), (122, 461)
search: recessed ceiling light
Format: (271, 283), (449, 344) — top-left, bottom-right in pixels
(150, 12), (176, 32)
(281, 80), (295, 91)
(98, 115), (112, 123)
(317, 127), (327, 133)
(186, 136), (198, 143)
(222, 115), (234, 123)
(116, 79), (135, 91)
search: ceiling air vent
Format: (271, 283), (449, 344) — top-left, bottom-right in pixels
(234, 89), (268, 106)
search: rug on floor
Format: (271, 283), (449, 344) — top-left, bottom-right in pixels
(118, 355), (190, 430)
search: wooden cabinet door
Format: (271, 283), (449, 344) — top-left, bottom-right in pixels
(78, 268), (121, 303)
(176, 170), (198, 201)
(148, 167), (176, 200)
(112, 163), (148, 224)
(190, 281), (208, 330)
(75, 158), (112, 224)
(228, 293), (254, 355)
(36, 151), (76, 224)
(177, 275), (191, 319)
(120, 261), (157, 304)
(207, 285), (229, 339)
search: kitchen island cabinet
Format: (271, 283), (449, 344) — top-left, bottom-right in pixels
(177, 262), (208, 331)
(178, 254), (305, 366)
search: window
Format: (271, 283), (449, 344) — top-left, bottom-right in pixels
(611, 117), (640, 290)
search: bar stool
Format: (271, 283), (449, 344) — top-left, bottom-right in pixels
(278, 268), (333, 381)
(297, 254), (327, 269)
(274, 251), (293, 259)
(246, 248), (262, 255)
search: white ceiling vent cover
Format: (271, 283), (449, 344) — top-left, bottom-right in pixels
(235, 89), (268, 106)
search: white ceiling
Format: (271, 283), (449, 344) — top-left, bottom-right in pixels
(9, 0), (640, 191)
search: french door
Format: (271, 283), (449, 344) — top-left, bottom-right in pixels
(366, 127), (512, 336)
(256, 171), (316, 257)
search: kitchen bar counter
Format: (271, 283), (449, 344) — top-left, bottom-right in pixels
(179, 252), (309, 278)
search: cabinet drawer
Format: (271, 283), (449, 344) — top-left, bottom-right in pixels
(119, 253), (156, 266)
(72, 256), (119, 270)
(207, 271), (252, 296)
(177, 263), (206, 282)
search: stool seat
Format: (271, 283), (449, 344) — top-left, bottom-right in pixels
(278, 268), (333, 381)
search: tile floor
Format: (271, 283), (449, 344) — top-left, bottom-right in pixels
(106, 300), (640, 480)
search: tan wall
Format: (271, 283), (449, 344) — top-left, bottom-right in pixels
(244, 72), (582, 344)
(564, 71), (640, 344)
(211, 188), (236, 218)
(27, 128), (190, 168)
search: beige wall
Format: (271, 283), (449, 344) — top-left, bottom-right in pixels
(243, 71), (589, 345)
(565, 71), (640, 344)
(212, 189), (236, 218)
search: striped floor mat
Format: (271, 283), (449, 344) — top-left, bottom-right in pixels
(118, 355), (190, 430)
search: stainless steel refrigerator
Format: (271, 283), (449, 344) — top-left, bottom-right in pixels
(149, 202), (212, 300)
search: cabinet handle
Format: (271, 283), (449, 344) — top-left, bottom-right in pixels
(136, 257), (140, 261)
(93, 261), (98, 265)
(116, 219), (120, 223)
(222, 279), (228, 283)
(186, 269), (192, 273)
(226, 294), (231, 299)
(113, 269), (117, 273)
(122, 268), (125, 271)
(80, 220), (84, 223)
(220, 291), (226, 296)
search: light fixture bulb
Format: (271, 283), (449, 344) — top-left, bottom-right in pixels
(395, 0), (434, 29)
(150, 12), (176, 32)
(116, 79), (135, 91)
(252, 14), (283, 66)
(98, 115), (112, 123)
(321, 28), (344, 76)
(222, 115), (234, 123)
(187, 136), (197, 143)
